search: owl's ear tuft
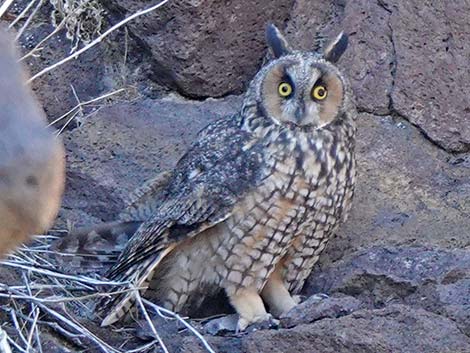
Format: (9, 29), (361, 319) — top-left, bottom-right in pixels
(266, 23), (292, 58)
(324, 32), (348, 63)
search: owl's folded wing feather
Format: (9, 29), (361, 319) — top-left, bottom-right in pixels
(118, 170), (173, 222)
(98, 115), (264, 325)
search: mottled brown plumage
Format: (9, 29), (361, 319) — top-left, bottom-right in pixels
(58, 24), (356, 330)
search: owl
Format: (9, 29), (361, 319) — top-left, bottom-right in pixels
(59, 24), (356, 331)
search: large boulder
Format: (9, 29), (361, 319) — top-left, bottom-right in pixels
(305, 246), (470, 337)
(103, 0), (294, 98)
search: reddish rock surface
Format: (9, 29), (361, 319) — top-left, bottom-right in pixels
(107, 0), (295, 97)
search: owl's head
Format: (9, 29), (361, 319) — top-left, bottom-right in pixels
(246, 24), (350, 131)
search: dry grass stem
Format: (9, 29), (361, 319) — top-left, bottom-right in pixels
(27, 0), (170, 84)
(143, 299), (216, 353)
(0, 236), (213, 352)
(135, 291), (169, 353)
(47, 87), (127, 132)
(15, 0), (44, 40)
(0, 0), (15, 18)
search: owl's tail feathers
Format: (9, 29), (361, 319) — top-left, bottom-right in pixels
(97, 244), (176, 327)
(50, 221), (142, 274)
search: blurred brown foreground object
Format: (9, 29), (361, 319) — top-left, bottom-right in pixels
(0, 29), (65, 257)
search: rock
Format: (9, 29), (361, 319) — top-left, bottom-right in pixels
(408, 278), (470, 336)
(104, 0), (294, 98)
(281, 294), (363, 328)
(389, 0), (470, 152)
(203, 314), (239, 336)
(306, 247), (470, 297)
(244, 305), (470, 353)
(304, 246), (470, 337)
(184, 305), (470, 353)
(319, 113), (470, 268)
(179, 336), (242, 353)
(59, 95), (241, 227)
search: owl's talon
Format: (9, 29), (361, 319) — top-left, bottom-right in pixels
(292, 294), (306, 304)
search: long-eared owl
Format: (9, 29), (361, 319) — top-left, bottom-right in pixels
(56, 24), (356, 330)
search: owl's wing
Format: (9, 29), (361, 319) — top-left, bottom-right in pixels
(99, 115), (264, 325)
(118, 170), (173, 222)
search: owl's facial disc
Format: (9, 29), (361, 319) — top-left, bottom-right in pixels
(262, 60), (344, 129)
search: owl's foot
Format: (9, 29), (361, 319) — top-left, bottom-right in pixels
(261, 271), (297, 318)
(237, 313), (279, 332)
(228, 287), (273, 332)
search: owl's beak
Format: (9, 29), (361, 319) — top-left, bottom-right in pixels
(294, 101), (306, 124)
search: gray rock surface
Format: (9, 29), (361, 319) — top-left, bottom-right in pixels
(280, 294), (363, 328)
(389, 0), (470, 153)
(245, 305), (470, 353)
(325, 112), (470, 266)
(305, 246), (470, 338)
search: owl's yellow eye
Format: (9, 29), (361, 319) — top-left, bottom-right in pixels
(312, 85), (328, 100)
(278, 82), (293, 97)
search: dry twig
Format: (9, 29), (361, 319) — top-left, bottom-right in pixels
(0, 0), (15, 19)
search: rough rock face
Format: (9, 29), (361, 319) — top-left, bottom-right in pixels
(105, 0), (294, 97)
(389, 0), (470, 153)
(305, 247), (470, 336)
(325, 112), (470, 266)
(242, 305), (470, 353)
(181, 304), (470, 353)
